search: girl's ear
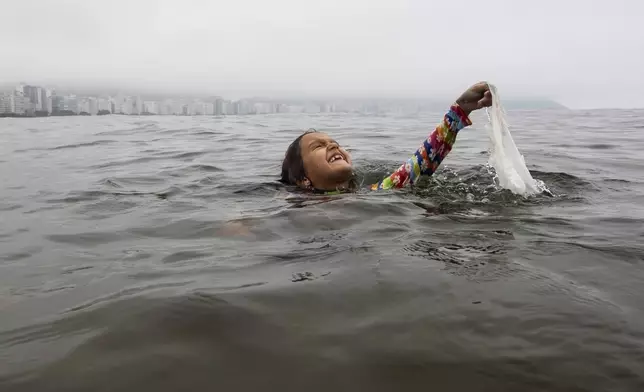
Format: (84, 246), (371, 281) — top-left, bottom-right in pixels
(296, 178), (312, 190)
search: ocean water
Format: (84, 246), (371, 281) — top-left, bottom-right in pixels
(1, 109), (644, 391)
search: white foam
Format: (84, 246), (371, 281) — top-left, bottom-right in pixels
(485, 84), (540, 196)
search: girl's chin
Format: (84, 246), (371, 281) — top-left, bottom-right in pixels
(329, 161), (352, 170)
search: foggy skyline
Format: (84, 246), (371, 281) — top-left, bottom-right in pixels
(2, 0), (641, 109)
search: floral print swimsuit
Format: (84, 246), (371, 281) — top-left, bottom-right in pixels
(371, 104), (472, 190)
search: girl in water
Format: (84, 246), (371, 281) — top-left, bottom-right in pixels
(281, 82), (493, 194)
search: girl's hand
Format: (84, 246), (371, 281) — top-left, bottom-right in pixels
(456, 82), (492, 115)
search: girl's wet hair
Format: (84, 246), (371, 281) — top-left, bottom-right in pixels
(280, 130), (315, 185)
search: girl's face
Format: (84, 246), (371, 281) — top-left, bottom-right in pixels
(299, 132), (352, 190)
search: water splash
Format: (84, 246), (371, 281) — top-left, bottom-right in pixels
(485, 84), (541, 195)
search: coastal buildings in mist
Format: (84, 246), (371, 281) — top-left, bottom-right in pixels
(0, 82), (566, 118)
(0, 83), (340, 117)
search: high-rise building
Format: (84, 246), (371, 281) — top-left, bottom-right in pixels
(222, 101), (233, 115)
(70, 97), (77, 113)
(254, 102), (276, 114)
(163, 99), (179, 115)
(88, 97), (98, 115)
(287, 105), (305, 113)
(14, 94), (31, 114)
(118, 97), (134, 114)
(98, 98), (112, 113)
(52, 95), (65, 113)
(23, 85), (43, 111)
(112, 95), (127, 114)
(159, 99), (173, 115)
(77, 98), (86, 114)
(0, 92), (15, 114)
(1, 91), (32, 115)
(171, 101), (183, 115)
(40, 89), (49, 113)
(133, 96), (143, 115)
(214, 98), (224, 115)
(45, 89), (53, 114)
(67, 96), (79, 114)
(143, 101), (159, 114)
(237, 100), (250, 115)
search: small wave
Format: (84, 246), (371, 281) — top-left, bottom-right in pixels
(602, 178), (631, 184)
(405, 239), (510, 280)
(129, 219), (223, 239)
(47, 190), (155, 203)
(528, 170), (594, 192)
(172, 151), (209, 160)
(99, 176), (167, 187)
(90, 156), (168, 169)
(50, 140), (117, 150)
(0, 203), (22, 212)
(193, 131), (220, 135)
(90, 151), (209, 169)
(155, 186), (184, 199)
(232, 182), (284, 195)
(65, 282), (193, 314)
(585, 143), (615, 150)
(160, 164), (224, 178)
(158, 128), (188, 135)
(1, 252), (33, 262)
(46, 231), (130, 246)
(161, 250), (211, 264)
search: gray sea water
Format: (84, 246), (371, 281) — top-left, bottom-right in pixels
(1, 109), (644, 391)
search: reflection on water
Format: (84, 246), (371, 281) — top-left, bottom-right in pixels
(1, 110), (644, 391)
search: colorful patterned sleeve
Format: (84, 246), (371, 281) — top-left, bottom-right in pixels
(371, 104), (472, 190)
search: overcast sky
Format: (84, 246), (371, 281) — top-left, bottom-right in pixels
(1, 0), (641, 108)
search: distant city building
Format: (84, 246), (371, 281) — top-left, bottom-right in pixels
(98, 98), (112, 113)
(1, 81), (425, 117)
(77, 97), (98, 114)
(143, 101), (159, 114)
(40, 88), (49, 113)
(78, 98), (90, 114)
(159, 99), (174, 115)
(287, 105), (305, 113)
(253, 102), (274, 114)
(222, 100), (235, 115)
(116, 96), (134, 115)
(44, 89), (53, 113)
(133, 96), (143, 115)
(66, 95), (79, 114)
(23, 85), (44, 111)
(169, 100), (183, 115)
(88, 97), (98, 115)
(237, 100), (251, 115)
(214, 98), (224, 115)
(186, 102), (197, 115)
(0, 93), (12, 114)
(0, 92), (29, 114)
(52, 95), (65, 112)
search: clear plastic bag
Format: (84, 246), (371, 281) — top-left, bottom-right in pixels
(485, 84), (540, 195)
